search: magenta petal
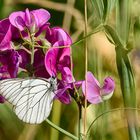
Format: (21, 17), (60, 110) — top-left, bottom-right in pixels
(0, 49), (20, 78)
(25, 8), (33, 27)
(56, 92), (71, 104)
(0, 95), (5, 103)
(53, 41), (70, 47)
(57, 47), (71, 71)
(31, 9), (50, 28)
(9, 11), (25, 31)
(33, 49), (50, 78)
(18, 49), (30, 69)
(101, 77), (115, 96)
(55, 81), (72, 104)
(0, 19), (12, 50)
(58, 47), (70, 61)
(61, 67), (73, 83)
(46, 27), (72, 46)
(51, 27), (72, 45)
(45, 48), (58, 76)
(82, 72), (102, 104)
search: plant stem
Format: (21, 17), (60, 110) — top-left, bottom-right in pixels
(116, 47), (139, 140)
(104, 25), (139, 140)
(78, 104), (82, 140)
(72, 25), (103, 47)
(30, 33), (35, 65)
(84, 0), (88, 139)
(46, 119), (78, 140)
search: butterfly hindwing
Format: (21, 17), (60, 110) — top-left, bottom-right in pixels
(0, 78), (57, 124)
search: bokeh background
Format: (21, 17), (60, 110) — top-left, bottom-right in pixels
(0, 0), (140, 140)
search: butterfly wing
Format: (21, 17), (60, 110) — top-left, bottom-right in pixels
(0, 78), (56, 124)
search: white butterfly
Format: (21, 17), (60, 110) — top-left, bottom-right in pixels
(0, 77), (57, 124)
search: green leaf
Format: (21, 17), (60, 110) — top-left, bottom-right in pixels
(116, 0), (131, 46)
(104, 25), (124, 47)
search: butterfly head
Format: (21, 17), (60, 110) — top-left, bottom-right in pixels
(50, 76), (57, 92)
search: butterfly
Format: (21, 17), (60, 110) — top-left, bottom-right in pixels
(0, 77), (57, 124)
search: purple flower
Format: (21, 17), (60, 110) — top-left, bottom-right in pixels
(44, 27), (76, 104)
(45, 27), (72, 46)
(9, 8), (50, 32)
(0, 19), (12, 50)
(33, 49), (50, 78)
(45, 47), (71, 76)
(0, 95), (5, 103)
(82, 72), (115, 104)
(55, 67), (82, 104)
(18, 48), (50, 78)
(0, 49), (20, 79)
(45, 27), (72, 76)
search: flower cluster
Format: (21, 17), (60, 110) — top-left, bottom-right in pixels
(0, 8), (115, 106)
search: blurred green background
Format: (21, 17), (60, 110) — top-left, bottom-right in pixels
(1, 0), (140, 140)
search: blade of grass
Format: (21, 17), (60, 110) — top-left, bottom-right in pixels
(104, 24), (139, 140)
(116, 0), (131, 46)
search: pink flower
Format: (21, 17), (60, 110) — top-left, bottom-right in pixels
(45, 27), (72, 46)
(55, 67), (83, 104)
(9, 8), (50, 32)
(45, 27), (72, 76)
(82, 72), (115, 104)
(45, 47), (71, 77)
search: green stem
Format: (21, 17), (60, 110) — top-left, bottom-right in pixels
(78, 104), (82, 140)
(72, 25), (103, 47)
(84, 0), (88, 138)
(30, 33), (35, 65)
(116, 47), (139, 140)
(46, 119), (78, 140)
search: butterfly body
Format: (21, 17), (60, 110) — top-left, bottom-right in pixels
(0, 77), (57, 124)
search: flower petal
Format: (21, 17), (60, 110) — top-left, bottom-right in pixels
(18, 49), (30, 69)
(46, 27), (72, 46)
(82, 72), (102, 104)
(61, 67), (73, 83)
(0, 49), (20, 78)
(101, 77), (115, 100)
(45, 47), (58, 76)
(31, 9), (50, 28)
(25, 8), (33, 27)
(9, 11), (25, 31)
(33, 49), (50, 78)
(55, 81), (72, 104)
(0, 95), (5, 103)
(0, 19), (12, 50)
(45, 46), (71, 76)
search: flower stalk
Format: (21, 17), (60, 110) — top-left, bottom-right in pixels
(84, 0), (88, 138)
(78, 103), (82, 140)
(46, 119), (78, 140)
(30, 33), (35, 65)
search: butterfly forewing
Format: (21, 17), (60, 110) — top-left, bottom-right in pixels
(0, 78), (57, 124)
